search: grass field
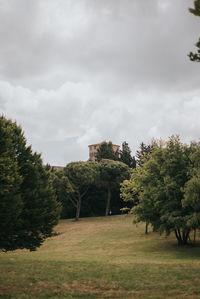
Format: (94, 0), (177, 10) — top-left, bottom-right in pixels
(1, 215), (200, 298)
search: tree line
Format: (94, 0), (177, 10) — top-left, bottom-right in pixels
(2, 123), (200, 251)
(0, 116), (138, 251)
(50, 141), (136, 221)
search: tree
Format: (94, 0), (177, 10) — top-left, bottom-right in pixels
(188, 0), (200, 62)
(188, 38), (200, 62)
(98, 159), (130, 216)
(63, 161), (98, 220)
(189, 0), (200, 16)
(182, 143), (200, 242)
(130, 141), (153, 232)
(121, 136), (200, 245)
(135, 142), (152, 167)
(0, 116), (61, 251)
(120, 166), (152, 234)
(95, 141), (119, 161)
(0, 120), (23, 250)
(51, 170), (76, 219)
(119, 141), (136, 168)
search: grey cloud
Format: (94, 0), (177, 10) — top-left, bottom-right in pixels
(1, 79), (200, 165)
(0, 0), (198, 92)
(0, 0), (200, 165)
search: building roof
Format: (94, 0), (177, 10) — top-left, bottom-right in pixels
(88, 142), (120, 147)
(52, 166), (64, 171)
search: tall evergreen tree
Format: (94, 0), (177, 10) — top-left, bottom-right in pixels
(0, 116), (61, 251)
(119, 141), (136, 168)
(95, 141), (119, 161)
(135, 142), (152, 167)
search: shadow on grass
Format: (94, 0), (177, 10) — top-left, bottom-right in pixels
(142, 232), (200, 260)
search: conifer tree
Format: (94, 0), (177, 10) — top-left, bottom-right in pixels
(119, 141), (136, 168)
(95, 141), (119, 161)
(0, 116), (61, 251)
(135, 142), (152, 167)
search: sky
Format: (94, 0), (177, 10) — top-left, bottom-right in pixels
(0, 0), (200, 166)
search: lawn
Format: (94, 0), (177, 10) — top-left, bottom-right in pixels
(0, 215), (200, 298)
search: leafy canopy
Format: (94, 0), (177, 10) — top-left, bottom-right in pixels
(98, 159), (130, 216)
(189, 0), (200, 16)
(121, 136), (200, 245)
(63, 161), (98, 220)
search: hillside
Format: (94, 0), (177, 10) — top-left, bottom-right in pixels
(1, 215), (200, 298)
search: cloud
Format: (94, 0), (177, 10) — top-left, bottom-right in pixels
(0, 0), (199, 90)
(1, 79), (200, 164)
(0, 0), (200, 165)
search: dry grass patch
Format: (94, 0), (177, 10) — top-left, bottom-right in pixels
(1, 215), (200, 298)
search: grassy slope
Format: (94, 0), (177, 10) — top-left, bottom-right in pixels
(0, 215), (200, 298)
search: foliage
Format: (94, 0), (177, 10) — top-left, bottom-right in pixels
(135, 142), (153, 167)
(120, 167), (151, 234)
(189, 0), (200, 16)
(51, 170), (76, 219)
(128, 141), (153, 232)
(52, 170), (108, 218)
(119, 141), (136, 168)
(95, 141), (119, 161)
(182, 143), (200, 235)
(188, 38), (200, 62)
(120, 175), (139, 205)
(0, 116), (61, 251)
(98, 159), (130, 216)
(188, 0), (200, 62)
(52, 166), (130, 219)
(121, 136), (200, 245)
(63, 161), (98, 220)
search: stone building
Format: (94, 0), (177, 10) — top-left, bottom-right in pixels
(51, 166), (64, 171)
(88, 142), (120, 161)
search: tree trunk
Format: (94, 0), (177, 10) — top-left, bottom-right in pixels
(75, 195), (81, 221)
(105, 186), (111, 216)
(145, 222), (148, 234)
(174, 229), (190, 246)
(194, 229), (196, 243)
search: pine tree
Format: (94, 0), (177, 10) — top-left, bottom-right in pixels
(135, 142), (152, 167)
(0, 116), (61, 251)
(95, 141), (119, 161)
(119, 141), (136, 168)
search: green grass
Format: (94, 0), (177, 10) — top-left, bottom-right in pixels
(1, 215), (200, 298)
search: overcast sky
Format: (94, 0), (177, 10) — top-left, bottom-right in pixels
(0, 0), (200, 165)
